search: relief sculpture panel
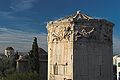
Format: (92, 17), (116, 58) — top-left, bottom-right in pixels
(50, 25), (73, 42)
(75, 26), (95, 41)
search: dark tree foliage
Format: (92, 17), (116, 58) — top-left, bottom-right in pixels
(13, 51), (19, 69)
(14, 51), (19, 60)
(0, 57), (15, 77)
(0, 72), (39, 80)
(29, 37), (40, 73)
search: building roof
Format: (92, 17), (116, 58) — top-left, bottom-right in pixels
(64, 11), (93, 20)
(38, 47), (47, 54)
(17, 55), (29, 61)
(16, 47), (47, 61)
(47, 11), (114, 27)
(113, 54), (120, 60)
(5, 47), (14, 50)
(55, 10), (94, 22)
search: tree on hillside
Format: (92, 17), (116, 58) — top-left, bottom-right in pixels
(13, 51), (19, 69)
(0, 56), (15, 77)
(29, 37), (39, 73)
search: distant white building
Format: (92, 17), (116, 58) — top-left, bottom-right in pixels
(5, 47), (14, 57)
(113, 55), (120, 80)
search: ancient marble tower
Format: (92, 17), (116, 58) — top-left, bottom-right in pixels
(47, 11), (114, 80)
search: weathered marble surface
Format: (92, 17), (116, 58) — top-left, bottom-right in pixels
(47, 11), (114, 80)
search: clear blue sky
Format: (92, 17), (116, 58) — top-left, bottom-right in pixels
(0, 0), (120, 53)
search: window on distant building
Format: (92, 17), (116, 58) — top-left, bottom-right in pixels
(118, 63), (120, 67)
(54, 63), (58, 75)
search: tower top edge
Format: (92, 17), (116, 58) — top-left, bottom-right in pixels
(47, 11), (114, 27)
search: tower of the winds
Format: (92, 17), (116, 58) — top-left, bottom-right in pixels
(47, 11), (114, 80)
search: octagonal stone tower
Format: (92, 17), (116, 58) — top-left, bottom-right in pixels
(47, 11), (114, 80)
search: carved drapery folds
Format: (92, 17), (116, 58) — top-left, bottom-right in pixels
(50, 25), (73, 42)
(75, 27), (95, 41)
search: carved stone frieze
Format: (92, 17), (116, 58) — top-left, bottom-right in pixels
(75, 27), (95, 41)
(51, 25), (73, 42)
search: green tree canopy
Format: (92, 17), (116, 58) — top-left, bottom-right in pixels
(29, 37), (40, 73)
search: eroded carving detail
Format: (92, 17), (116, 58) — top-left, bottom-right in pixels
(51, 26), (72, 42)
(75, 28), (95, 41)
(102, 27), (112, 42)
(50, 74), (55, 80)
(63, 27), (72, 40)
